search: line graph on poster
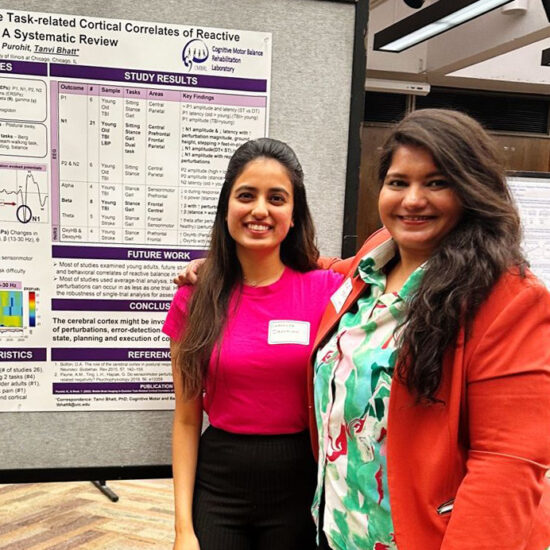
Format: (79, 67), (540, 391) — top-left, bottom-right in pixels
(0, 163), (49, 224)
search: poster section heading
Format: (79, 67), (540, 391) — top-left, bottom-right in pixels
(0, 9), (271, 411)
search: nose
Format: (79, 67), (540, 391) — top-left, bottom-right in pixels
(251, 197), (269, 218)
(402, 183), (427, 209)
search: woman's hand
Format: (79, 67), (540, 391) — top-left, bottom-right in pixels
(173, 531), (200, 550)
(173, 259), (205, 286)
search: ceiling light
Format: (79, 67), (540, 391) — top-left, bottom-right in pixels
(403, 0), (425, 8)
(365, 77), (431, 95)
(374, 0), (515, 52)
(501, 0), (529, 14)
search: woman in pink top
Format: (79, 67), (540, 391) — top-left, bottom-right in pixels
(163, 138), (342, 550)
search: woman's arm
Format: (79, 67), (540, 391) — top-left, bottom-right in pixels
(174, 256), (353, 287)
(441, 280), (550, 548)
(318, 228), (392, 275)
(317, 255), (352, 274)
(171, 339), (202, 550)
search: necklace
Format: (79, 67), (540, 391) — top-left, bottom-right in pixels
(243, 266), (285, 287)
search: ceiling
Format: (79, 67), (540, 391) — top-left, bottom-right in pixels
(366, 0), (550, 94)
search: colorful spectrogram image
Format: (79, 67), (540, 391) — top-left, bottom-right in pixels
(0, 290), (23, 328)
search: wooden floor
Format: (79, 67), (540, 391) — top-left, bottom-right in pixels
(0, 479), (175, 549)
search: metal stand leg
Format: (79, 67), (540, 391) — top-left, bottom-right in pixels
(91, 480), (119, 502)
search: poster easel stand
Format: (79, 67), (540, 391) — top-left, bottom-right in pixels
(91, 480), (119, 502)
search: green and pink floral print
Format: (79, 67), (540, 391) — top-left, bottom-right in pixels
(313, 239), (424, 550)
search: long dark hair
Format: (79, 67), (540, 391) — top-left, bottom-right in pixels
(378, 109), (527, 402)
(176, 138), (319, 398)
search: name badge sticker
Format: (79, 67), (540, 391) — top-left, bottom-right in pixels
(330, 278), (353, 313)
(268, 320), (310, 345)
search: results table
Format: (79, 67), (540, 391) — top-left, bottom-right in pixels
(52, 81), (267, 247)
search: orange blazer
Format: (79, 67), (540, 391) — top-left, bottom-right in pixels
(309, 228), (550, 549)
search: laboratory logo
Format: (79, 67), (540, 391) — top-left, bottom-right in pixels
(182, 39), (209, 71)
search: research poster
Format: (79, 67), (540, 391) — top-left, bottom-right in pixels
(0, 9), (271, 410)
(507, 175), (550, 288)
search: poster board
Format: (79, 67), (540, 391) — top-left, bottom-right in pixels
(507, 171), (550, 288)
(0, 0), (365, 480)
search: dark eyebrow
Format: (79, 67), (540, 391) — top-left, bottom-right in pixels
(233, 185), (255, 192)
(269, 187), (291, 196)
(384, 170), (445, 179)
(233, 184), (290, 196)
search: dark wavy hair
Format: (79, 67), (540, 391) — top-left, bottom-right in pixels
(176, 138), (319, 398)
(378, 109), (527, 403)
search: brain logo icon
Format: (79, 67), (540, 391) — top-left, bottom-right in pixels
(182, 39), (209, 70)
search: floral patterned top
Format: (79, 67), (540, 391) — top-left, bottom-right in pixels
(313, 239), (424, 550)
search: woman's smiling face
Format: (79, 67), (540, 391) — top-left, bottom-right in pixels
(226, 157), (294, 257)
(378, 144), (463, 264)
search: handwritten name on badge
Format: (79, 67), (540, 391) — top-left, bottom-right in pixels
(268, 320), (310, 345)
(330, 278), (353, 313)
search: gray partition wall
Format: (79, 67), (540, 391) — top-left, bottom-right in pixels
(0, 0), (367, 481)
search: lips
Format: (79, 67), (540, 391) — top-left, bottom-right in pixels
(245, 222), (272, 232)
(397, 215), (436, 223)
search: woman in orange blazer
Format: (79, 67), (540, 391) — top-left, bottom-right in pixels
(176, 110), (550, 549)
(309, 109), (550, 550)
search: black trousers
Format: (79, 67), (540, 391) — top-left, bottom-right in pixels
(317, 532), (332, 550)
(193, 425), (317, 550)
(316, 494), (332, 550)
